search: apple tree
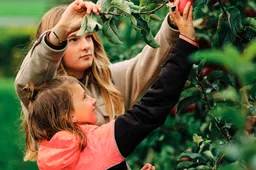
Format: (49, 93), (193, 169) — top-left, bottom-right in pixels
(47, 0), (256, 169)
(98, 0), (255, 169)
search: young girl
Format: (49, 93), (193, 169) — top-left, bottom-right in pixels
(15, 0), (192, 163)
(24, 3), (198, 168)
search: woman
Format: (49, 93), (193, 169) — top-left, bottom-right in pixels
(15, 0), (193, 162)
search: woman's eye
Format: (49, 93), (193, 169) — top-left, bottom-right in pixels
(68, 38), (78, 42)
(86, 35), (92, 39)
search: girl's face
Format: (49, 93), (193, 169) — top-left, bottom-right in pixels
(63, 32), (95, 79)
(70, 83), (97, 124)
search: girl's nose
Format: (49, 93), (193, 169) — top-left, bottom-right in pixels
(88, 95), (97, 105)
(92, 98), (97, 105)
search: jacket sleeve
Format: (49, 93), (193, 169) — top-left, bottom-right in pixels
(110, 15), (180, 110)
(114, 38), (198, 158)
(14, 31), (67, 110)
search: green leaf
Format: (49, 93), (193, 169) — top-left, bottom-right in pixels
(141, 30), (160, 48)
(212, 13), (236, 48)
(227, 7), (242, 36)
(102, 18), (123, 45)
(190, 50), (228, 68)
(180, 87), (201, 99)
(243, 17), (256, 28)
(97, 0), (111, 12)
(77, 15), (87, 36)
(241, 142), (256, 166)
(77, 15), (102, 36)
(97, 0), (131, 14)
(139, 0), (148, 7)
(149, 14), (162, 22)
(132, 13), (150, 33)
(129, 15), (137, 26)
(193, 134), (203, 145)
(212, 86), (239, 103)
(177, 95), (201, 114)
(110, 0), (131, 14)
(224, 143), (241, 160)
(176, 161), (194, 170)
(242, 40), (256, 61)
(141, 14), (150, 22)
(193, 2), (208, 19)
(207, 70), (233, 86)
(249, 83), (256, 100)
(203, 150), (215, 160)
(210, 106), (246, 129)
(125, 1), (140, 12)
(248, 1), (256, 11)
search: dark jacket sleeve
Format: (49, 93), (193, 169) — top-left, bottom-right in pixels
(114, 39), (198, 158)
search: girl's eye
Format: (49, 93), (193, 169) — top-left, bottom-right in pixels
(84, 93), (87, 100)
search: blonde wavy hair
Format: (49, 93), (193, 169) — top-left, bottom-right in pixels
(36, 5), (124, 119)
(23, 5), (124, 161)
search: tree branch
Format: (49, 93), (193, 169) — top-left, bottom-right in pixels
(139, 2), (168, 14)
(100, 1), (169, 17)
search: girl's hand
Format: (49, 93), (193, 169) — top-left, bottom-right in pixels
(53, 0), (101, 40)
(169, 0), (196, 40)
(141, 163), (156, 170)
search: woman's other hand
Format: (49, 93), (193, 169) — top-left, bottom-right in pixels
(169, 0), (196, 40)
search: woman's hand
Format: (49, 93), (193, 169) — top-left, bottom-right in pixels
(141, 163), (156, 170)
(169, 0), (196, 40)
(51, 0), (101, 43)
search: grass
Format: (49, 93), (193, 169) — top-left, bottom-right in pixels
(0, 78), (38, 170)
(0, 0), (47, 18)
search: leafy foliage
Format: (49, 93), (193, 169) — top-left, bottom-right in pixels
(1, 0), (256, 169)
(127, 0), (256, 169)
(77, 0), (168, 48)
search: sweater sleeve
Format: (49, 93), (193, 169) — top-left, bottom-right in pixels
(114, 38), (198, 158)
(14, 31), (67, 111)
(110, 15), (180, 110)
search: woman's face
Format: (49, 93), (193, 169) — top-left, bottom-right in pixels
(63, 32), (95, 79)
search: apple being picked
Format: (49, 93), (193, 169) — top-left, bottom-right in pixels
(174, 0), (194, 14)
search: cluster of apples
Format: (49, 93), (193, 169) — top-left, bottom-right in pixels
(246, 116), (256, 134)
(208, 0), (256, 17)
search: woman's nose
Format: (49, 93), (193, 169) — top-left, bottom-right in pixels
(80, 36), (90, 50)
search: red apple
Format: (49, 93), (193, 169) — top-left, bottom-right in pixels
(170, 104), (178, 117)
(181, 157), (191, 161)
(201, 66), (216, 77)
(183, 103), (196, 113)
(174, 0), (194, 14)
(245, 7), (256, 17)
(208, 0), (218, 6)
(201, 66), (228, 77)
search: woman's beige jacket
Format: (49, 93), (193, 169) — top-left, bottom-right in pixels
(15, 15), (179, 125)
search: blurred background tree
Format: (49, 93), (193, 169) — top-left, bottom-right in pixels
(0, 0), (255, 170)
